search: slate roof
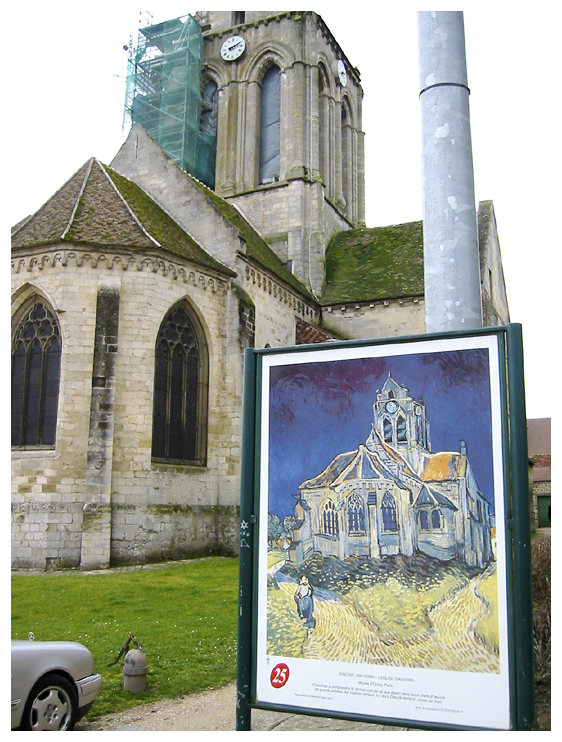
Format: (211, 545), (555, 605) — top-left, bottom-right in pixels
(414, 484), (457, 511)
(321, 221), (424, 305)
(11, 158), (234, 277)
(300, 450), (358, 490)
(300, 443), (407, 491)
(331, 445), (395, 487)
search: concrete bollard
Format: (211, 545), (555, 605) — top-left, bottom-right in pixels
(123, 647), (148, 693)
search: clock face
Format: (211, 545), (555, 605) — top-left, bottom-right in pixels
(415, 406), (422, 416)
(337, 59), (347, 86)
(385, 400), (398, 414)
(221, 35), (246, 61)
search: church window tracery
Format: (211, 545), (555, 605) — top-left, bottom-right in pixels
(381, 492), (398, 532)
(152, 301), (208, 465)
(347, 492), (365, 534)
(11, 296), (61, 448)
(322, 499), (338, 537)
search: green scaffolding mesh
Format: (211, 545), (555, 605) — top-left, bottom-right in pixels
(123, 15), (216, 188)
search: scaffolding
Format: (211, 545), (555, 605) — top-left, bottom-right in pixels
(123, 14), (216, 188)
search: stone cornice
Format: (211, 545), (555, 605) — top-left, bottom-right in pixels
(11, 246), (228, 295)
(241, 256), (319, 322)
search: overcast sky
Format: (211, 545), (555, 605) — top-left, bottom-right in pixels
(7, 2), (559, 423)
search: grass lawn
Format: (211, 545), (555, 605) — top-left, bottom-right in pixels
(11, 557), (239, 720)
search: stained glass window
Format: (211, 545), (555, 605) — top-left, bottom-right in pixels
(152, 302), (208, 465)
(12, 298), (61, 448)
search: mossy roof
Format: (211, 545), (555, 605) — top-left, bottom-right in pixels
(188, 176), (314, 300)
(321, 221), (424, 305)
(11, 158), (234, 277)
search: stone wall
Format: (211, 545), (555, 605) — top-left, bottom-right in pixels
(321, 298), (425, 341)
(11, 248), (242, 569)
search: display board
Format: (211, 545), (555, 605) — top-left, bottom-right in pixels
(237, 326), (534, 731)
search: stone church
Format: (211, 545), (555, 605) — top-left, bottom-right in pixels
(11, 11), (509, 570)
(290, 374), (494, 570)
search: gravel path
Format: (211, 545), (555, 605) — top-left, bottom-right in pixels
(75, 681), (404, 731)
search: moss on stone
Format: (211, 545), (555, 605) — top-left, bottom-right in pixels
(321, 221), (424, 305)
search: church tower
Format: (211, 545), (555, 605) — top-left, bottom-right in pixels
(198, 11), (366, 295)
(126, 10), (366, 296)
(370, 374), (431, 472)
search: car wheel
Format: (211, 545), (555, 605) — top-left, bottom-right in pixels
(21, 673), (78, 731)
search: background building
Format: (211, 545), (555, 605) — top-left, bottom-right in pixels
(528, 419), (551, 529)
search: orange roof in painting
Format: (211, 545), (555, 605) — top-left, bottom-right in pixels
(419, 452), (467, 481)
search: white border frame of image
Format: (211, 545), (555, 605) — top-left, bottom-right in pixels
(255, 333), (511, 731)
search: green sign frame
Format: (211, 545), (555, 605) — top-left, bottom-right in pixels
(237, 325), (534, 731)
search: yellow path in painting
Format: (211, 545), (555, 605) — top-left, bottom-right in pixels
(277, 565), (499, 673)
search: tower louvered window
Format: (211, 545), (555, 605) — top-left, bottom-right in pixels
(259, 66), (281, 184)
(397, 414), (407, 442)
(11, 298), (61, 448)
(152, 301), (208, 465)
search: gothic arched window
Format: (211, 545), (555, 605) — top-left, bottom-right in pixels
(198, 80), (218, 189)
(322, 500), (338, 537)
(152, 301), (208, 465)
(381, 492), (398, 532)
(416, 415), (425, 446)
(318, 65), (330, 195)
(397, 414), (407, 442)
(12, 297), (61, 448)
(348, 492), (365, 535)
(259, 66), (281, 184)
(383, 417), (393, 443)
(431, 508), (442, 529)
(200, 81), (218, 137)
(341, 99), (352, 214)
(419, 510), (429, 531)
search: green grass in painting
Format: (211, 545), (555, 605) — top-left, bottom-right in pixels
(11, 558), (238, 720)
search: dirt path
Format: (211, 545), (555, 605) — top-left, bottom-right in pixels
(76, 683), (238, 731)
(276, 566), (499, 672)
(75, 681), (404, 731)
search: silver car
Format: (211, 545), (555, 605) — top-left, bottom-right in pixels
(11, 638), (102, 730)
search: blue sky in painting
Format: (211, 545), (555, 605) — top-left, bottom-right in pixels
(267, 348), (495, 520)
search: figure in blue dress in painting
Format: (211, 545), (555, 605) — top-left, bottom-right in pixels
(294, 575), (316, 636)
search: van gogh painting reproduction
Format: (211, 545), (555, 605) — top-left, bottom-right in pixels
(264, 346), (502, 673)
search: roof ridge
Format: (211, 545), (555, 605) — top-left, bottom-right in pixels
(11, 160), (91, 240)
(99, 161), (160, 248)
(61, 157), (94, 240)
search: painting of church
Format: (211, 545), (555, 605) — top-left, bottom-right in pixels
(289, 374), (494, 569)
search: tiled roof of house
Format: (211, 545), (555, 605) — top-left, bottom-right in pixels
(11, 158), (234, 276)
(295, 319), (340, 345)
(321, 221), (424, 305)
